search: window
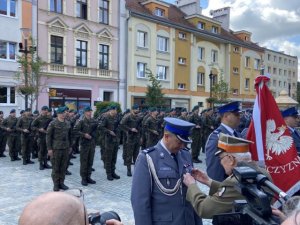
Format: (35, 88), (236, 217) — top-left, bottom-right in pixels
(137, 31), (147, 48)
(211, 50), (218, 63)
(154, 8), (165, 17)
(76, 40), (87, 67)
(273, 80), (276, 87)
(197, 72), (204, 86)
(289, 59), (291, 65)
(284, 70), (287, 76)
(137, 62), (146, 78)
(0, 0), (16, 17)
(279, 57), (282, 63)
(50, 0), (62, 13)
(268, 66), (271, 73)
(99, 44), (109, 70)
(233, 47), (239, 53)
(273, 55), (276, 62)
(279, 69), (282, 75)
(293, 72), (296, 78)
(212, 26), (218, 34)
(279, 81), (281, 87)
(233, 67), (239, 74)
(76, 0), (87, 19)
(284, 81), (286, 87)
(157, 36), (168, 52)
(103, 91), (112, 101)
(233, 89), (239, 95)
(0, 41), (16, 60)
(178, 83), (186, 89)
(156, 65), (167, 80)
(197, 22), (205, 30)
(245, 56), (250, 67)
(0, 86), (15, 104)
(178, 32), (186, 40)
(254, 58), (260, 70)
(273, 67), (277, 74)
(198, 47), (204, 61)
(267, 54), (271, 60)
(50, 36), (63, 64)
(284, 58), (287, 64)
(99, 0), (109, 24)
(245, 78), (250, 89)
(178, 57), (186, 65)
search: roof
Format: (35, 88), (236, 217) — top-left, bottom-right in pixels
(126, 0), (264, 52)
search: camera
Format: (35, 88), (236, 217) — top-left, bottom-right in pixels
(88, 211), (121, 225)
(212, 166), (288, 225)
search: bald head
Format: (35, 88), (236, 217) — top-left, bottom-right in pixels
(19, 192), (87, 225)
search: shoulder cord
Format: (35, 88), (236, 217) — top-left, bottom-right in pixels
(146, 154), (181, 196)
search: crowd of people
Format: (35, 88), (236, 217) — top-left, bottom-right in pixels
(1, 101), (300, 225)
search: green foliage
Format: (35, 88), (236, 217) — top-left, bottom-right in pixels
(211, 75), (230, 104)
(145, 68), (165, 107)
(94, 101), (121, 119)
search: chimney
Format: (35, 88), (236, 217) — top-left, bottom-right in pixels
(176, 0), (202, 16)
(210, 7), (230, 31)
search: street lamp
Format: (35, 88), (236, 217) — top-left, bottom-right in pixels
(19, 28), (36, 109)
(209, 70), (214, 107)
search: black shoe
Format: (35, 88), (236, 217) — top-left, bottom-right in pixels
(23, 160), (27, 165)
(91, 168), (95, 171)
(193, 158), (202, 163)
(107, 175), (114, 181)
(11, 158), (16, 161)
(69, 161), (73, 166)
(53, 185), (59, 192)
(112, 173), (120, 179)
(59, 183), (69, 190)
(27, 160), (35, 164)
(87, 177), (96, 184)
(39, 162), (45, 170)
(0, 154), (6, 157)
(44, 162), (52, 169)
(127, 166), (132, 177)
(81, 180), (88, 186)
(32, 154), (37, 159)
(70, 154), (76, 159)
(15, 157), (21, 161)
(65, 170), (72, 175)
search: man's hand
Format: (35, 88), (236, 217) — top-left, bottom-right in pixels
(195, 125), (201, 129)
(106, 219), (123, 225)
(48, 150), (53, 158)
(84, 133), (92, 139)
(131, 128), (138, 133)
(23, 129), (30, 133)
(191, 168), (212, 187)
(183, 173), (196, 187)
(6, 128), (11, 132)
(109, 131), (116, 136)
(39, 128), (46, 133)
(272, 208), (286, 222)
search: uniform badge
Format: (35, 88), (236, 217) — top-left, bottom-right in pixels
(160, 152), (164, 158)
(218, 187), (226, 196)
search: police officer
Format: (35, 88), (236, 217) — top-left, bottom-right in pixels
(0, 111), (7, 157)
(120, 104), (143, 176)
(31, 106), (52, 170)
(183, 133), (270, 219)
(205, 101), (241, 182)
(98, 105), (120, 181)
(1, 109), (20, 161)
(131, 117), (202, 225)
(188, 105), (203, 163)
(17, 108), (35, 165)
(73, 106), (97, 186)
(282, 107), (300, 154)
(46, 107), (72, 191)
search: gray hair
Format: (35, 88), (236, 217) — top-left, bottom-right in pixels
(283, 196), (300, 217)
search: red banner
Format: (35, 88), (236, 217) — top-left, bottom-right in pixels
(247, 75), (300, 195)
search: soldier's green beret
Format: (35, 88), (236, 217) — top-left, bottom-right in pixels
(10, 109), (16, 113)
(56, 107), (66, 114)
(181, 108), (187, 113)
(132, 104), (139, 110)
(192, 105), (199, 112)
(83, 106), (92, 112)
(41, 106), (49, 111)
(33, 110), (39, 115)
(48, 108), (52, 113)
(20, 110), (25, 114)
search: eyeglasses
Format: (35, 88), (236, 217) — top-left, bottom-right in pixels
(65, 189), (87, 225)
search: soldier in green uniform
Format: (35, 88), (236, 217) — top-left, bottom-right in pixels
(120, 104), (142, 176)
(201, 108), (215, 153)
(1, 109), (21, 161)
(16, 110), (24, 156)
(73, 106), (97, 186)
(97, 108), (108, 164)
(145, 107), (160, 148)
(188, 105), (203, 163)
(120, 109), (130, 165)
(140, 110), (150, 149)
(98, 105), (120, 181)
(0, 111), (7, 157)
(178, 108), (188, 121)
(31, 110), (40, 159)
(17, 108), (35, 165)
(31, 106), (52, 170)
(46, 107), (72, 191)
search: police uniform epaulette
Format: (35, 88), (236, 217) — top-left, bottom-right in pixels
(142, 147), (156, 154)
(213, 127), (222, 135)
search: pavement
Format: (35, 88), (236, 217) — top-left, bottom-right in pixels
(0, 146), (211, 225)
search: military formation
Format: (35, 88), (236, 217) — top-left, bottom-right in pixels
(0, 102), (254, 192)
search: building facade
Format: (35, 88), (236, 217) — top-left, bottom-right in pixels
(37, 0), (120, 113)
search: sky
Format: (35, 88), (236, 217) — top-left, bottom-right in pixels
(163, 0), (300, 80)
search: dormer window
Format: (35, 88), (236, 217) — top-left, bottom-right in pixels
(178, 57), (186, 65)
(233, 47), (239, 53)
(154, 8), (165, 17)
(197, 22), (205, 30)
(178, 32), (186, 40)
(212, 26), (218, 34)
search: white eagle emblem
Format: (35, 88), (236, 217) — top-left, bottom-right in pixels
(266, 119), (293, 160)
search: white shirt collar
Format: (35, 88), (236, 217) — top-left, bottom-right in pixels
(160, 140), (172, 155)
(221, 123), (235, 135)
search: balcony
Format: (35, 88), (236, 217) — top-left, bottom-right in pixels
(98, 69), (118, 79)
(76, 67), (89, 75)
(49, 64), (65, 73)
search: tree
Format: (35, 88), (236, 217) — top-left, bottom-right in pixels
(207, 74), (230, 106)
(16, 37), (46, 110)
(145, 68), (165, 107)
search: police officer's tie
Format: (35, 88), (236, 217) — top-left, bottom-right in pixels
(171, 153), (178, 168)
(233, 130), (239, 137)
